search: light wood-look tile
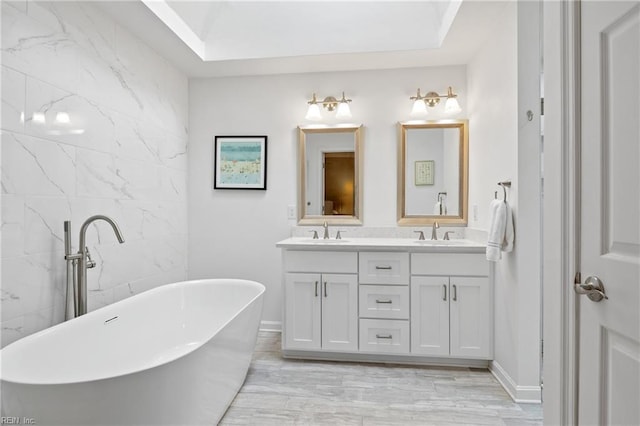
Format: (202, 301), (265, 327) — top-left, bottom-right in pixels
(220, 332), (543, 425)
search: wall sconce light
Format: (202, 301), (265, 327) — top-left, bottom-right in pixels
(306, 92), (352, 121)
(409, 86), (461, 117)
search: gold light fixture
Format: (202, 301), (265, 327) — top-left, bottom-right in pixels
(306, 92), (352, 121)
(409, 86), (461, 117)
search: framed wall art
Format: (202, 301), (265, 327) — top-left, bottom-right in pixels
(214, 135), (268, 190)
(414, 160), (434, 186)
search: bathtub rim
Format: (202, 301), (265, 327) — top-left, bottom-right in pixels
(0, 278), (265, 386)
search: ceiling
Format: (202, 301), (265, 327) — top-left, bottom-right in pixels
(98, 0), (509, 78)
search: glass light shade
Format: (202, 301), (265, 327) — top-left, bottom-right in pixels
(305, 103), (322, 121)
(444, 97), (462, 114)
(410, 99), (428, 118)
(335, 102), (352, 119)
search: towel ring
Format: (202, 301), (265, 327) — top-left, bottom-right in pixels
(497, 181), (511, 204)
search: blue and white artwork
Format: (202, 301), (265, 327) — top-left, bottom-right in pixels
(214, 136), (267, 189)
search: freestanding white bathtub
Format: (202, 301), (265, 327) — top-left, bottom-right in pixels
(0, 279), (265, 425)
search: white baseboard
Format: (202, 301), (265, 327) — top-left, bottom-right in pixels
(259, 320), (282, 332)
(490, 361), (542, 403)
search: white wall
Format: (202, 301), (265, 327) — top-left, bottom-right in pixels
(1, 2), (189, 347)
(188, 66), (466, 325)
(443, 128), (460, 215)
(405, 128), (445, 215)
(467, 1), (542, 402)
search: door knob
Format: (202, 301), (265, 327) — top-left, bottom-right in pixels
(574, 274), (608, 302)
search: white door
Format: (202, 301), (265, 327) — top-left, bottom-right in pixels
(321, 274), (358, 351)
(410, 276), (449, 356)
(578, 2), (640, 424)
(284, 273), (321, 350)
(450, 276), (491, 358)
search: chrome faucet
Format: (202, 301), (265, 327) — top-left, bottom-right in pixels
(322, 221), (330, 239)
(64, 215), (125, 318)
(431, 221), (440, 240)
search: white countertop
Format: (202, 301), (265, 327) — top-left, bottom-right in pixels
(276, 237), (486, 253)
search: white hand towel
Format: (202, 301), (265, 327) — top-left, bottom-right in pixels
(434, 202), (442, 215)
(503, 202), (514, 252)
(487, 199), (507, 261)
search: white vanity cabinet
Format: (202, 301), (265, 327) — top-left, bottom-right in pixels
(278, 239), (493, 367)
(358, 252), (411, 354)
(411, 253), (492, 359)
(283, 251), (358, 352)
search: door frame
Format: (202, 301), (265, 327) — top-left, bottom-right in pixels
(542, 1), (581, 424)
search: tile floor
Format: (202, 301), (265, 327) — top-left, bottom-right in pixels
(220, 331), (543, 425)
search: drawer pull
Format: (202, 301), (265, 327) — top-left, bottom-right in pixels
(375, 299), (393, 304)
(375, 266), (392, 270)
(375, 334), (393, 339)
(324, 281), (328, 297)
(442, 284), (447, 301)
(453, 284), (457, 301)
(315, 281), (318, 297)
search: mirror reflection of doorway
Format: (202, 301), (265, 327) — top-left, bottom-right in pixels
(323, 152), (355, 215)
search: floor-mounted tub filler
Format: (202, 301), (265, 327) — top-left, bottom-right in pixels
(0, 279), (265, 425)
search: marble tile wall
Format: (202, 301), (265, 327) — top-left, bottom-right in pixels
(1, 1), (189, 347)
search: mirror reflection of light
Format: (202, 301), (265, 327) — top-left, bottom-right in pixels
(32, 112), (46, 124)
(20, 112), (25, 123)
(47, 128), (85, 136)
(55, 112), (71, 124)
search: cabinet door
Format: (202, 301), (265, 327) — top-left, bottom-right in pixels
(450, 276), (491, 358)
(321, 274), (358, 351)
(410, 276), (450, 356)
(284, 273), (321, 350)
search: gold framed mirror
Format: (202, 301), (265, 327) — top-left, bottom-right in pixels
(298, 125), (363, 225)
(397, 120), (468, 226)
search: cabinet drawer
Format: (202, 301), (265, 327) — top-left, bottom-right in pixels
(358, 252), (409, 285)
(285, 250), (357, 273)
(411, 253), (489, 276)
(359, 319), (410, 354)
(359, 285), (409, 319)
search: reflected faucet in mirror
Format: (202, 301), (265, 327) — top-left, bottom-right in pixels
(436, 192), (448, 215)
(397, 120), (469, 226)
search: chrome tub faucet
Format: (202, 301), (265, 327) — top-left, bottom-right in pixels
(64, 215), (125, 319)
